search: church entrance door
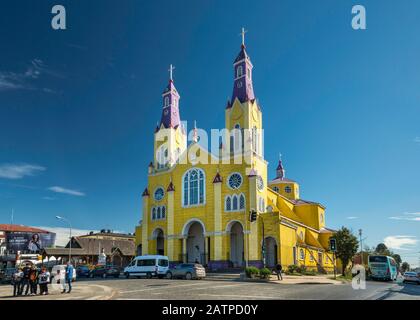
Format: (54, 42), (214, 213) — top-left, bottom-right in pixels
(186, 222), (205, 264)
(265, 237), (277, 267)
(229, 222), (244, 267)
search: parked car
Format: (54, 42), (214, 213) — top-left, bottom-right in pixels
(403, 272), (420, 284)
(50, 264), (77, 283)
(76, 265), (91, 277)
(124, 255), (169, 279)
(166, 263), (206, 280)
(0, 268), (16, 284)
(89, 265), (121, 278)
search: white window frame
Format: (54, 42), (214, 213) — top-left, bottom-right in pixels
(225, 193), (246, 212)
(151, 206), (166, 221)
(182, 168), (206, 207)
(299, 248), (305, 260)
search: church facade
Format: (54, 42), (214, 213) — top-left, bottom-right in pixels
(134, 34), (337, 272)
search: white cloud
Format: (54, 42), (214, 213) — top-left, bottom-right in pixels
(0, 59), (58, 92)
(389, 212), (420, 221)
(414, 137), (420, 144)
(34, 226), (98, 247)
(0, 163), (46, 179)
(48, 186), (85, 197)
(346, 216), (359, 220)
(384, 235), (418, 250)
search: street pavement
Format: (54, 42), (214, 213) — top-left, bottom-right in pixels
(1, 277), (419, 300)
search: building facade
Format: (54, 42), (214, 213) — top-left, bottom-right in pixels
(42, 231), (135, 267)
(134, 35), (337, 272)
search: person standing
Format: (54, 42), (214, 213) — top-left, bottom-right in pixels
(21, 263), (31, 295)
(11, 268), (23, 297)
(275, 263), (283, 280)
(64, 262), (74, 294)
(38, 267), (50, 295)
(29, 265), (39, 295)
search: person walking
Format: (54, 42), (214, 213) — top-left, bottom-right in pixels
(29, 265), (39, 295)
(21, 263), (31, 295)
(275, 263), (283, 280)
(63, 262), (74, 294)
(11, 268), (23, 297)
(38, 267), (50, 295)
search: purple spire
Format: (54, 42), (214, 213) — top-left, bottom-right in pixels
(276, 155), (285, 179)
(231, 29), (255, 104)
(159, 65), (181, 130)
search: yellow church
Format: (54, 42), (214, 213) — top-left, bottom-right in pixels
(134, 31), (337, 272)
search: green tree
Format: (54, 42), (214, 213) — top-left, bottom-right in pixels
(392, 254), (402, 269)
(375, 243), (388, 254)
(333, 227), (359, 276)
(401, 262), (410, 273)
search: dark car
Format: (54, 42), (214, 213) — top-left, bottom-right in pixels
(89, 265), (121, 278)
(0, 268), (17, 284)
(76, 265), (91, 277)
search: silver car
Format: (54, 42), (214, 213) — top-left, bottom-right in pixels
(166, 263), (206, 280)
(403, 272), (420, 284)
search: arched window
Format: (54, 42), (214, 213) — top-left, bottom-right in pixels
(152, 207), (156, 220)
(300, 248), (305, 260)
(239, 194), (245, 210)
(232, 195), (238, 211)
(272, 186), (279, 193)
(164, 96), (169, 107)
(226, 196), (231, 211)
(236, 65), (243, 78)
(285, 186), (292, 193)
(161, 206), (166, 219)
(300, 231), (304, 240)
(156, 146), (168, 170)
(157, 207), (161, 219)
(182, 168), (205, 206)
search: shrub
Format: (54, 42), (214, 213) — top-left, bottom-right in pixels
(245, 267), (260, 278)
(298, 265), (307, 274)
(259, 268), (271, 279)
(303, 269), (317, 276)
(287, 264), (300, 274)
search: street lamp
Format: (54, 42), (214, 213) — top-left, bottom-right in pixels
(56, 215), (72, 264)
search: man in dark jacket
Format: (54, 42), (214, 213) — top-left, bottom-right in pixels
(21, 263), (31, 295)
(275, 264), (283, 280)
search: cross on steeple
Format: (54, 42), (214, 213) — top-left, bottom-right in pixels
(240, 27), (247, 47)
(168, 64), (175, 81)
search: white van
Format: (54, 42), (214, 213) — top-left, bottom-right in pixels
(124, 255), (169, 279)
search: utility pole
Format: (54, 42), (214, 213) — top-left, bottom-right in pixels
(359, 229), (363, 265)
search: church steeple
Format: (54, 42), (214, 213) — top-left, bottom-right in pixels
(159, 64), (181, 129)
(276, 154), (286, 180)
(231, 27), (255, 104)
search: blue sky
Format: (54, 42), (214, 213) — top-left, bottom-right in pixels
(0, 0), (419, 266)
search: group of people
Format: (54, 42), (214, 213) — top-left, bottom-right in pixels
(11, 262), (74, 297)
